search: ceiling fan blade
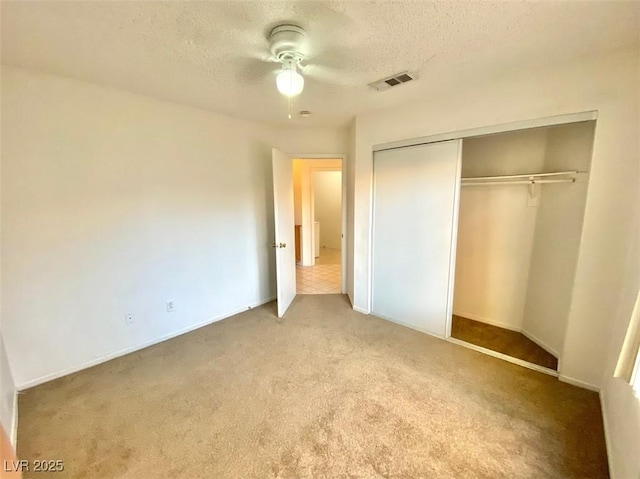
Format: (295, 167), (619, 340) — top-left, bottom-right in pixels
(301, 64), (362, 88)
(244, 48), (281, 65)
(236, 59), (277, 86)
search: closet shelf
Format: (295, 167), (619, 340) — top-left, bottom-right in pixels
(461, 170), (578, 182)
(461, 170), (578, 187)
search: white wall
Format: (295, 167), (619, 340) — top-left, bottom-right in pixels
(313, 171), (342, 250)
(521, 122), (594, 357)
(272, 127), (348, 157)
(1, 66), (278, 388)
(454, 129), (547, 330)
(601, 208), (640, 479)
(352, 47), (639, 476)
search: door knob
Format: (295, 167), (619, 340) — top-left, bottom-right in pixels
(271, 242), (287, 248)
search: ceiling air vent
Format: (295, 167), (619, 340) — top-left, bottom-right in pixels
(369, 71), (417, 91)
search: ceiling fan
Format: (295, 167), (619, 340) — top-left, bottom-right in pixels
(269, 24), (309, 98)
(264, 23), (356, 99)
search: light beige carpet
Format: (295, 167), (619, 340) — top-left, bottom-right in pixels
(18, 295), (608, 478)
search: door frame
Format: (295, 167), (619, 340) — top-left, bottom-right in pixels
(292, 153), (347, 294)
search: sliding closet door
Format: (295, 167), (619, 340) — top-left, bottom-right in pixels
(372, 140), (462, 337)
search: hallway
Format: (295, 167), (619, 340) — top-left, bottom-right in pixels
(296, 247), (341, 294)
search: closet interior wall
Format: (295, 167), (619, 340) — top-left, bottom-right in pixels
(521, 122), (595, 357)
(453, 121), (595, 360)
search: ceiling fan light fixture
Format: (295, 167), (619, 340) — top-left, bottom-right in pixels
(276, 60), (304, 97)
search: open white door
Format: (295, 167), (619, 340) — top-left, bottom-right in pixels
(272, 148), (296, 317)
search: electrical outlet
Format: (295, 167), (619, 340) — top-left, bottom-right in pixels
(125, 313), (134, 325)
(166, 300), (175, 313)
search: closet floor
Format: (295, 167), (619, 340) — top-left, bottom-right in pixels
(451, 316), (558, 371)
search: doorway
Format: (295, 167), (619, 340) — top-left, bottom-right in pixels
(292, 159), (343, 295)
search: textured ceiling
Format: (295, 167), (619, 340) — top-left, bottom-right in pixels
(2, 1), (639, 127)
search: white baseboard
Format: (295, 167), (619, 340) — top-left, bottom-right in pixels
(17, 296), (276, 391)
(599, 390), (615, 479)
(371, 311), (446, 340)
(353, 305), (369, 315)
(558, 374), (600, 392)
(452, 311), (521, 332)
(520, 329), (560, 358)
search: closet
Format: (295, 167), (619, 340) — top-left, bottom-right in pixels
(371, 120), (595, 372)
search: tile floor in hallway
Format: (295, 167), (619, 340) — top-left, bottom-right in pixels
(297, 247), (341, 294)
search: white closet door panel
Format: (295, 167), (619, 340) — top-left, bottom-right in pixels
(372, 140), (461, 337)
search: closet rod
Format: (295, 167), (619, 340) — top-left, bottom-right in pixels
(461, 178), (575, 187)
(461, 170), (578, 182)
